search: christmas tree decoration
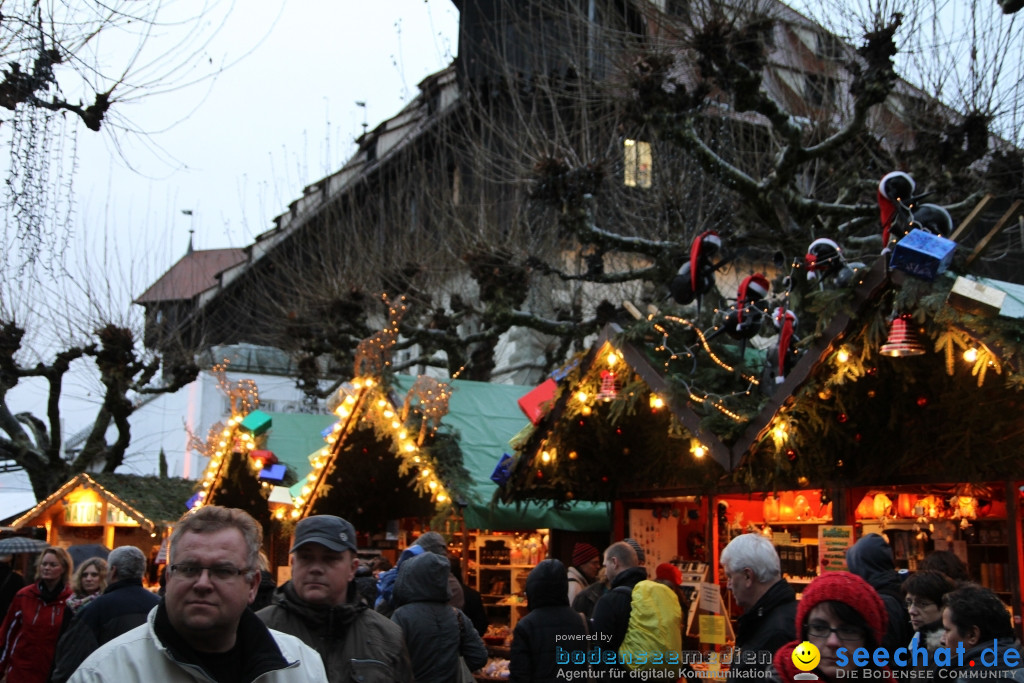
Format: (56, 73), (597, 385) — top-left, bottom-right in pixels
(669, 230), (722, 307)
(805, 238), (846, 285)
(888, 229), (956, 281)
(518, 378), (558, 425)
(878, 171), (916, 248)
(879, 314), (926, 357)
(946, 276), (1006, 317)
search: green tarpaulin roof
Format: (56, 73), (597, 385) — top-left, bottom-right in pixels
(269, 379), (609, 532)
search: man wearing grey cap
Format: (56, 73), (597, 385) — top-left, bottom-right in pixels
(257, 515), (413, 682)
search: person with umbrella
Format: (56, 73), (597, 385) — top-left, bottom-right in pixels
(0, 546), (74, 683)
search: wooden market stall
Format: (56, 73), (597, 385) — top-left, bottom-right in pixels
(495, 225), (1024, 641)
(10, 472), (196, 585)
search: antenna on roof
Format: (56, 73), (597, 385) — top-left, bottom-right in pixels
(188, 229), (195, 254)
(356, 101), (368, 134)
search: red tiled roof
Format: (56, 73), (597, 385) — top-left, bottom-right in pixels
(134, 248), (246, 304)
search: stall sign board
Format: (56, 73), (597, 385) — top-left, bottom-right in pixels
(818, 525), (854, 572)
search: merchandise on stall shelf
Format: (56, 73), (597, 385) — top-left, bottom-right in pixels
(484, 623), (512, 646)
(481, 657), (511, 679)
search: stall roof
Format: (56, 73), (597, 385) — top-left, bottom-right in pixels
(12, 472), (196, 532)
(414, 377), (610, 532)
(282, 378), (609, 532)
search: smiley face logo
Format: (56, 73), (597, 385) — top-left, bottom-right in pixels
(792, 641), (820, 672)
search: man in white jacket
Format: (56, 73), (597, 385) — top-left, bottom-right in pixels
(68, 505), (326, 683)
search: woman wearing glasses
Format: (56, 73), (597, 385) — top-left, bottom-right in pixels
(0, 546), (74, 683)
(773, 571), (894, 683)
(902, 570), (956, 672)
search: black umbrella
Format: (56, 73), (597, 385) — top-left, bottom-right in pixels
(0, 536), (50, 554)
(67, 544), (110, 566)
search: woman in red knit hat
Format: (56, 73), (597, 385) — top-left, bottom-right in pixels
(773, 571), (893, 683)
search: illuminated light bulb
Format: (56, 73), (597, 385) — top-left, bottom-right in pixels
(837, 348), (850, 363)
(218, 441), (227, 448)
(291, 509), (301, 519)
(383, 410), (395, 419)
(576, 391), (588, 403)
(274, 508), (285, 520)
(772, 424), (787, 440)
(320, 447), (329, 456)
(413, 455), (421, 463)
(568, 451), (578, 460)
(405, 443), (416, 453)
(327, 435), (337, 444)
(202, 481), (210, 488)
(365, 378), (375, 387)
(344, 394), (356, 404)
(399, 430), (408, 439)
(649, 395), (664, 410)
(377, 399), (388, 408)
(692, 444), (707, 459)
(607, 352), (619, 367)
(963, 348), (978, 363)
(295, 497), (305, 506)
(221, 429), (231, 437)
(541, 451), (551, 463)
(421, 469), (431, 478)
(436, 493), (447, 503)
(391, 421), (401, 429)
(581, 405), (592, 416)
(302, 486), (312, 496)
(429, 480), (438, 490)
(336, 407), (350, 418)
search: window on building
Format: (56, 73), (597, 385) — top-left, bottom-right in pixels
(624, 139), (653, 188)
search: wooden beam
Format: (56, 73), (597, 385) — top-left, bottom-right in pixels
(949, 194), (994, 242)
(966, 199), (1023, 266)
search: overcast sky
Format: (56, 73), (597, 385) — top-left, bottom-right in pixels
(72, 0), (460, 297)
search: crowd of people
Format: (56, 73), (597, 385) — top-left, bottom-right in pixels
(0, 513), (1022, 683)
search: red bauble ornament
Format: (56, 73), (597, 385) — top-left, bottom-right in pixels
(837, 413), (848, 423)
(787, 449), (797, 462)
(916, 396), (928, 407)
(601, 475), (609, 483)
(536, 470), (543, 479)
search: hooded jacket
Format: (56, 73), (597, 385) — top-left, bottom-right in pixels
(66, 603), (325, 683)
(375, 533), (463, 615)
(846, 533), (913, 653)
(510, 559), (588, 682)
(732, 578), (797, 674)
(391, 552), (487, 682)
(0, 581), (73, 683)
(258, 580), (413, 682)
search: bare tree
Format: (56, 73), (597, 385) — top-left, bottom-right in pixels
(180, 0), (1022, 398)
(0, 0), (239, 272)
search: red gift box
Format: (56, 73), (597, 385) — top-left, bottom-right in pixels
(518, 378), (558, 425)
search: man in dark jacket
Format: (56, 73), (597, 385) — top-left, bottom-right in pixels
(257, 515), (414, 682)
(720, 533), (797, 675)
(49, 545), (160, 683)
(590, 541), (646, 671)
(511, 559), (588, 682)
(846, 532), (913, 654)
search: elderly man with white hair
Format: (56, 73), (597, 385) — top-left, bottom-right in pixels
(720, 533), (797, 675)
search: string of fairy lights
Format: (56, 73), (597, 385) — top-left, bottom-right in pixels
(286, 376), (455, 520)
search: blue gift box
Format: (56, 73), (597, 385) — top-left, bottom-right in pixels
(490, 453), (514, 486)
(889, 229), (956, 281)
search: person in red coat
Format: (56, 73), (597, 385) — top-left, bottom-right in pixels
(0, 547), (74, 683)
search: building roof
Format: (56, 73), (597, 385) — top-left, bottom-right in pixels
(12, 472), (196, 532)
(135, 248), (246, 305)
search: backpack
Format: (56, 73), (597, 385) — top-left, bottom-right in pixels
(615, 579), (683, 671)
